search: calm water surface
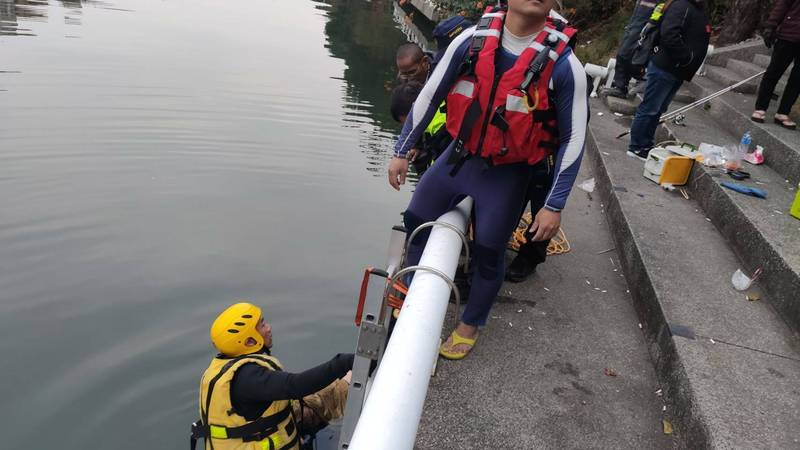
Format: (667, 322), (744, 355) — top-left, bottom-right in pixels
(0, 0), (428, 447)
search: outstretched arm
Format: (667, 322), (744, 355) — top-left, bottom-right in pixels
(231, 353), (354, 404)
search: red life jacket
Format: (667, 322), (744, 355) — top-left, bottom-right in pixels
(445, 9), (577, 167)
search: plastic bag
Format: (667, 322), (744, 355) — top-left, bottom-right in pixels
(722, 145), (745, 171)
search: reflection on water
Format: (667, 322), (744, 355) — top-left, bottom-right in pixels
(0, 0), (432, 448)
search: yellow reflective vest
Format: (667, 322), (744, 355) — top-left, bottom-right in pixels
(425, 102), (447, 138)
(198, 353), (299, 450)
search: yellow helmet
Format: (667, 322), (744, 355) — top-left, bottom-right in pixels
(210, 302), (264, 357)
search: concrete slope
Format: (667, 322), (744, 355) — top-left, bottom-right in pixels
(417, 159), (673, 450)
(659, 100), (800, 334)
(587, 104), (800, 449)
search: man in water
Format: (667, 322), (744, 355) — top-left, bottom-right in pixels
(191, 302), (353, 450)
(387, 0), (588, 360)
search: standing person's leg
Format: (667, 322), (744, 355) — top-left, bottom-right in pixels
(403, 145), (465, 270)
(506, 158), (555, 282)
(628, 62), (682, 159)
(610, 3), (653, 95)
(439, 161), (532, 359)
(754, 40), (795, 118)
(775, 42), (800, 129)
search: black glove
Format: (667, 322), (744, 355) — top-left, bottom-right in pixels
(762, 28), (776, 49)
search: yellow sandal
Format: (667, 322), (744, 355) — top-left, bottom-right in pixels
(439, 330), (478, 360)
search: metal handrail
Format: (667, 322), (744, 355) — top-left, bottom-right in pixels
(401, 220), (470, 274)
(385, 265), (461, 330)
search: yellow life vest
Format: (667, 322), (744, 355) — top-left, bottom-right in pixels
(198, 353), (299, 450)
(424, 101), (447, 137)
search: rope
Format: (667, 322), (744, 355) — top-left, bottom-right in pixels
(507, 212), (571, 256)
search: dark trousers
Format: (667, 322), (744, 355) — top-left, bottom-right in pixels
(630, 62), (683, 152)
(516, 157), (555, 267)
(403, 144), (533, 327)
(755, 39), (800, 115)
(612, 1), (657, 90)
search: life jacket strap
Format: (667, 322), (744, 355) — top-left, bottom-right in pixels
(192, 406), (296, 441)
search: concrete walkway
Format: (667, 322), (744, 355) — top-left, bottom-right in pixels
(416, 161), (673, 449)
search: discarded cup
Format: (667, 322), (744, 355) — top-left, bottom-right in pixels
(731, 268), (762, 291)
(578, 178), (596, 193)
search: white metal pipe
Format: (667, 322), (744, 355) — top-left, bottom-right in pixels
(348, 198), (472, 450)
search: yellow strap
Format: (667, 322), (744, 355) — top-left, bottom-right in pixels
(209, 425), (228, 439)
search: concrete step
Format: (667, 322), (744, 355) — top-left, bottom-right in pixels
(691, 75), (800, 186)
(661, 103), (800, 335)
(753, 53), (771, 69)
(704, 64), (759, 94)
(602, 89), (696, 117)
(587, 98), (800, 449)
(727, 58), (787, 96)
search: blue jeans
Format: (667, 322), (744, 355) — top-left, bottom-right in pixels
(629, 62), (683, 152)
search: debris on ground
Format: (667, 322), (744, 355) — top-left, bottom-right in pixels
(578, 178), (596, 193)
(732, 268), (762, 291)
(604, 367), (619, 377)
(746, 294), (760, 302)
(662, 419), (673, 435)
(655, 389), (663, 396)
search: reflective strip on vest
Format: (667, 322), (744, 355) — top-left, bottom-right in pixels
(474, 29), (501, 39)
(506, 95), (529, 114)
(452, 80), (475, 98)
(544, 27), (570, 43)
(482, 12), (505, 18)
(210, 425), (228, 439)
(529, 42), (559, 61)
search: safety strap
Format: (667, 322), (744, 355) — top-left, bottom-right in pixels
(193, 407), (292, 440)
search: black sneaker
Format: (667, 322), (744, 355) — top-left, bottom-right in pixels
(505, 254), (538, 283)
(602, 86), (628, 99)
(626, 148), (650, 162)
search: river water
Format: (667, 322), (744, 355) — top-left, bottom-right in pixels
(0, 0), (430, 447)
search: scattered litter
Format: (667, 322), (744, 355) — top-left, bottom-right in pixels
(709, 338), (716, 344)
(721, 181), (767, 199)
(679, 188), (690, 200)
(732, 268), (762, 291)
(743, 145), (764, 165)
(491, 315), (499, 319)
(586, 280), (591, 285)
(747, 294), (760, 302)
(627, 290), (630, 293)
(638, 323), (642, 329)
(602, 151), (611, 156)
(594, 287), (601, 291)
(613, 269), (618, 272)
(527, 326), (533, 331)
(578, 178), (596, 193)
(706, 217), (712, 222)
(655, 389), (663, 396)
(601, 290), (607, 293)
(774, 210), (783, 215)
(517, 309), (523, 313)
(614, 112), (623, 117)
(597, 247), (615, 255)
(663, 419), (673, 435)
(509, 322), (513, 328)
(543, 287), (550, 292)
(604, 367), (618, 377)
(597, 112), (604, 116)
(662, 405), (667, 412)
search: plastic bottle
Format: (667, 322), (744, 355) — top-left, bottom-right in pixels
(740, 131), (752, 154)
